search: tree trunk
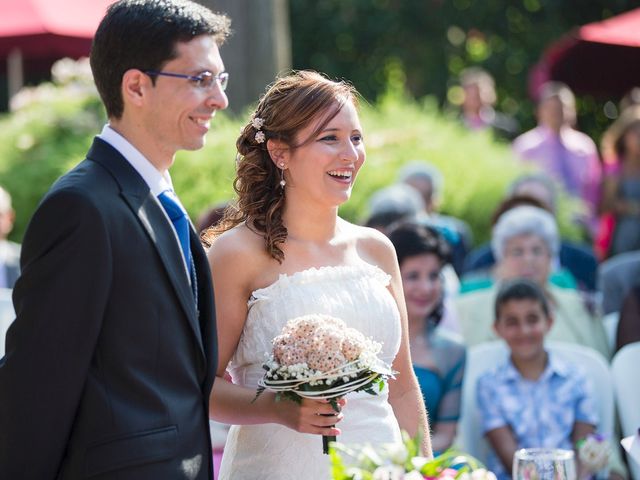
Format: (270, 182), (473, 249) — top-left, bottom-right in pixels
(197, 0), (291, 113)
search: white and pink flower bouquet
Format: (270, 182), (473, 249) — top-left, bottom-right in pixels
(330, 431), (496, 480)
(576, 433), (611, 474)
(254, 314), (395, 454)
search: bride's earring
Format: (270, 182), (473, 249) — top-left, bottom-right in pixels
(279, 162), (286, 188)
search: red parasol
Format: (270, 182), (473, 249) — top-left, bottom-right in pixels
(530, 8), (640, 99)
(0, 0), (114, 58)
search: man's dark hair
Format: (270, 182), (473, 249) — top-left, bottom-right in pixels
(90, 0), (230, 119)
(494, 278), (551, 321)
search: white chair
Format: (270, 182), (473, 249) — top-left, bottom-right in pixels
(0, 288), (15, 358)
(611, 342), (640, 480)
(457, 341), (614, 467)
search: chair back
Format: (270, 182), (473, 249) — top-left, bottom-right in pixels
(457, 341), (614, 465)
(611, 342), (640, 480)
(598, 251), (640, 315)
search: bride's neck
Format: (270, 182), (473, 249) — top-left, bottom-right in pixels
(282, 201), (340, 243)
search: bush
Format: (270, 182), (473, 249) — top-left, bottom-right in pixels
(0, 61), (581, 246)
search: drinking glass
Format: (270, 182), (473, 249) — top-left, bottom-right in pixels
(513, 448), (577, 480)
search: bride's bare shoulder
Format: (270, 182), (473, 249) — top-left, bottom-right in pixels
(207, 223), (270, 273)
(340, 219), (397, 268)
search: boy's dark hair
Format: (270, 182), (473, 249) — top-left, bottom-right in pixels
(494, 278), (551, 321)
(90, 0), (230, 119)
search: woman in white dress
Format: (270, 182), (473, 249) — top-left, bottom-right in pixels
(206, 71), (431, 479)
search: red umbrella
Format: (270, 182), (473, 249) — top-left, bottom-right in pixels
(0, 0), (114, 104)
(530, 8), (640, 99)
(0, 0), (114, 58)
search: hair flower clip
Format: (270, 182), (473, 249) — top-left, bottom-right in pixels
(251, 116), (266, 143)
(251, 117), (265, 130)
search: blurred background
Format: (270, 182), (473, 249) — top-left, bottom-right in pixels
(1, 0), (639, 245)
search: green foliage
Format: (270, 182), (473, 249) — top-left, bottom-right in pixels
(0, 69), (582, 246)
(289, 0), (635, 141)
(330, 429), (489, 480)
(0, 89), (104, 241)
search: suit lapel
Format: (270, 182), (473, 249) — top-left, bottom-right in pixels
(86, 138), (205, 357)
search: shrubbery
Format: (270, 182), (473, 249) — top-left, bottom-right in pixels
(0, 60), (582, 245)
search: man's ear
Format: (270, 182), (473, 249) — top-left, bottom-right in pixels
(121, 69), (149, 109)
(266, 139), (289, 169)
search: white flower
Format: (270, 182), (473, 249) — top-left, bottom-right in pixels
(372, 465), (404, 480)
(254, 130), (266, 143)
(383, 443), (409, 465)
(402, 471), (424, 480)
(471, 468), (497, 480)
(251, 116), (265, 129)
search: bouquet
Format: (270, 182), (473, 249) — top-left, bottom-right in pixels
(330, 430), (496, 480)
(254, 314), (395, 454)
(576, 433), (610, 473)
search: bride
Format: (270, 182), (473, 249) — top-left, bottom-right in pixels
(206, 70), (431, 479)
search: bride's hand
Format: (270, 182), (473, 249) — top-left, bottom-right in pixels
(277, 397), (347, 436)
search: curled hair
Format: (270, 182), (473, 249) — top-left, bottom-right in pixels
(202, 70), (359, 262)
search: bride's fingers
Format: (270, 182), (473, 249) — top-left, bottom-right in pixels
(311, 412), (344, 428)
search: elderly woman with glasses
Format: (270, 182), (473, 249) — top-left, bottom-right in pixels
(456, 205), (609, 358)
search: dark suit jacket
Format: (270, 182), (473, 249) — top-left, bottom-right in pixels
(0, 138), (217, 479)
(1, 240), (20, 288)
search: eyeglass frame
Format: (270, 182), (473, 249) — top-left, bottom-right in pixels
(144, 70), (229, 91)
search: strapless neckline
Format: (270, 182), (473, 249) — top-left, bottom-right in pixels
(250, 262), (388, 299)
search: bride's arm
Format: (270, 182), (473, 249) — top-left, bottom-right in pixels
(361, 229), (433, 458)
(206, 230), (344, 434)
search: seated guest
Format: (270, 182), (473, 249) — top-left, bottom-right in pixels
(0, 186), (20, 290)
(364, 184), (461, 307)
(616, 285), (640, 354)
(388, 221), (465, 452)
(398, 161), (473, 275)
(477, 280), (619, 480)
(463, 173), (598, 292)
(364, 183), (425, 232)
(461, 194), (582, 293)
(456, 205), (609, 358)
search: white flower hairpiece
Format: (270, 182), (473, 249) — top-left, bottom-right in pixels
(251, 117), (265, 130)
(251, 116), (266, 143)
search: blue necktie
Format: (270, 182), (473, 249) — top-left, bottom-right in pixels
(158, 190), (192, 277)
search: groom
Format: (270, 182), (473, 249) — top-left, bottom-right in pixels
(0, 1), (230, 478)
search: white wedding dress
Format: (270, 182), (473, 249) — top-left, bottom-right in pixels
(218, 263), (404, 480)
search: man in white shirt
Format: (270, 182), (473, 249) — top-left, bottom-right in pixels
(0, 1), (230, 479)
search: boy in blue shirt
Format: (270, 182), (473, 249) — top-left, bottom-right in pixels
(477, 279), (598, 480)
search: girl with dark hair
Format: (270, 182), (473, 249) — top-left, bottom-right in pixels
(388, 221), (466, 453)
(206, 71), (431, 478)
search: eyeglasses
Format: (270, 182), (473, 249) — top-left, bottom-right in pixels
(144, 70), (229, 91)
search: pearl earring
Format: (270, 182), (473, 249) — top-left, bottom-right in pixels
(279, 163), (286, 188)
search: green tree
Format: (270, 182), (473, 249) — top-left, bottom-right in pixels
(289, 0), (634, 140)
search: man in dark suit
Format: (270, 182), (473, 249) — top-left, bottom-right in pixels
(0, 186), (20, 289)
(0, 1), (230, 478)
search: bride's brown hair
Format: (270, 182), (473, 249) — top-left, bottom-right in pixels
(202, 70), (359, 262)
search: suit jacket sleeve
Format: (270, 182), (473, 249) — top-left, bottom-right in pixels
(0, 188), (112, 479)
